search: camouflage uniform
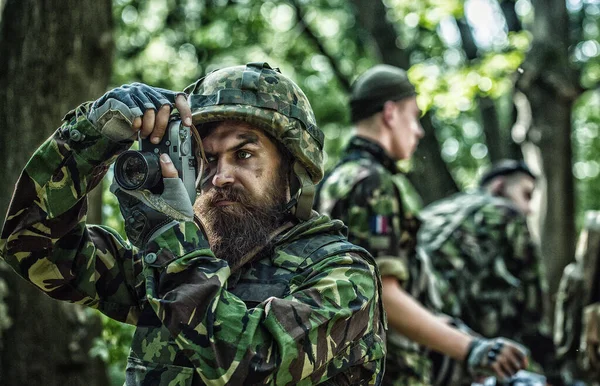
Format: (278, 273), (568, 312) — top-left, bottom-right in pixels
(417, 190), (551, 370)
(316, 136), (444, 386)
(0, 81), (386, 383)
(555, 211), (600, 385)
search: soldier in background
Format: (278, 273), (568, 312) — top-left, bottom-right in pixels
(418, 160), (559, 384)
(0, 63), (387, 385)
(555, 210), (600, 386)
(315, 64), (529, 386)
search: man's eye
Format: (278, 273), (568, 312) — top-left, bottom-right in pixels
(206, 155), (217, 163)
(237, 151), (251, 160)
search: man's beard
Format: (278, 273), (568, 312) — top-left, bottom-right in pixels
(195, 180), (288, 268)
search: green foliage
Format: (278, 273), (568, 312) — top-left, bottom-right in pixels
(573, 90), (600, 228)
(90, 312), (134, 385)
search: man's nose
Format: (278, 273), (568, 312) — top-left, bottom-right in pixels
(523, 202), (532, 216)
(211, 161), (235, 188)
(416, 122), (425, 138)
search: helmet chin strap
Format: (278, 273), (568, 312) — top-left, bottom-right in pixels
(287, 162), (315, 221)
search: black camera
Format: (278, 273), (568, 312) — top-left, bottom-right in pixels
(114, 119), (197, 203)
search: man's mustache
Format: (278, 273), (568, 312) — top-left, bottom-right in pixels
(202, 187), (252, 207)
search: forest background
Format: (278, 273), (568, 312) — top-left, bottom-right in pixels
(0, 0), (599, 384)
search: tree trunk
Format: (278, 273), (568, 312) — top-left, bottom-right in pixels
(0, 0), (113, 384)
(409, 112), (460, 204)
(518, 0), (581, 324)
(348, 0), (459, 203)
(479, 96), (522, 162)
(455, 16), (521, 163)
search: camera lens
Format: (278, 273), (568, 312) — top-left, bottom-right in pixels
(114, 151), (161, 190)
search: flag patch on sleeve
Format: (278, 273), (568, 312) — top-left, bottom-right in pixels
(370, 215), (389, 235)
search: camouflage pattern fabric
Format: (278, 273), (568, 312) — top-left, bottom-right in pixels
(0, 103), (386, 385)
(582, 303), (600, 378)
(555, 211), (600, 385)
(186, 62), (324, 183)
(417, 191), (551, 371)
(315, 136), (442, 386)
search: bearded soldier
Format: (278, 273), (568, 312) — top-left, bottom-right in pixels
(0, 63), (386, 385)
(315, 64), (529, 386)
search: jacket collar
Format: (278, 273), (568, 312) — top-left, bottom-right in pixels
(345, 136), (400, 174)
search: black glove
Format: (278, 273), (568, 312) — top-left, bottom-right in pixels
(88, 83), (183, 142)
(466, 337), (529, 381)
(110, 177), (194, 248)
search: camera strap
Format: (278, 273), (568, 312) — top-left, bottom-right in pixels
(190, 123), (208, 193)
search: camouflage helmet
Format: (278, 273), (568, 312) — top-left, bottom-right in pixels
(184, 62), (324, 220)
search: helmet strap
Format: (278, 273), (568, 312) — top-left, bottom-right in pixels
(289, 162), (315, 221)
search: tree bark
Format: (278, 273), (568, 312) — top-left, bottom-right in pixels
(0, 0), (113, 384)
(518, 0), (581, 323)
(478, 96), (522, 162)
(409, 112), (460, 204)
(348, 0), (459, 203)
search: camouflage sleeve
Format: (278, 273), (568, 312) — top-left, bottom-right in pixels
(0, 103), (142, 324)
(505, 215), (556, 368)
(505, 214), (546, 331)
(456, 207), (553, 363)
(458, 209), (546, 337)
(142, 229), (384, 384)
(344, 173), (408, 284)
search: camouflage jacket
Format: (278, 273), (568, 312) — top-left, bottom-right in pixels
(417, 191), (552, 368)
(0, 104), (386, 385)
(315, 136), (443, 386)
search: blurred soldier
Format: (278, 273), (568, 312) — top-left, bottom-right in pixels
(555, 210), (600, 386)
(0, 63), (386, 385)
(315, 64), (528, 386)
(418, 160), (558, 382)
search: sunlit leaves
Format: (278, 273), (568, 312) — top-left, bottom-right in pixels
(385, 0), (464, 30)
(572, 90), (600, 225)
(408, 43), (526, 119)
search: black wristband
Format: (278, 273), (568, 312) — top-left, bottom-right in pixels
(464, 337), (482, 372)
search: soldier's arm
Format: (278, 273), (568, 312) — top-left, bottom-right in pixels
(0, 103), (142, 324)
(140, 233), (385, 385)
(382, 275), (471, 358)
(345, 172), (411, 285)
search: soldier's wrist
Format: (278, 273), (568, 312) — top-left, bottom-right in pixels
(58, 102), (133, 167)
(464, 337), (481, 364)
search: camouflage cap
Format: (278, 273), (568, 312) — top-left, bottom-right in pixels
(349, 64), (416, 123)
(184, 62), (324, 184)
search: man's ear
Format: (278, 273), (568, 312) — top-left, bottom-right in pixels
(382, 100), (396, 128)
(488, 177), (505, 196)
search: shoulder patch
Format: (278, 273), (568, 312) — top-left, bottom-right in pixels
(370, 215), (390, 235)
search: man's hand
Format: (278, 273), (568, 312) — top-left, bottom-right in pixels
(110, 154), (194, 248)
(466, 337), (529, 381)
(88, 83), (192, 143)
